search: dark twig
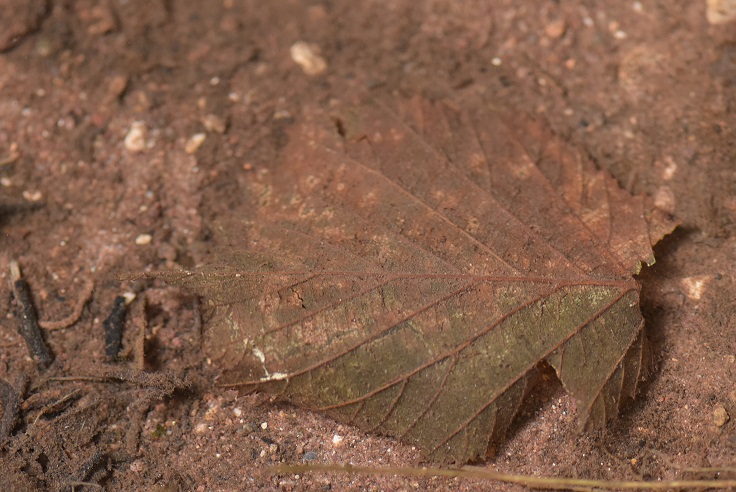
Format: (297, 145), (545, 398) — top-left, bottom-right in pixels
(102, 296), (127, 359)
(10, 261), (53, 368)
(0, 374), (28, 444)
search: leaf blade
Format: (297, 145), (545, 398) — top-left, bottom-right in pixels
(161, 97), (674, 463)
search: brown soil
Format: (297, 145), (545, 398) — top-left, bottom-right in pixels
(0, 1), (734, 491)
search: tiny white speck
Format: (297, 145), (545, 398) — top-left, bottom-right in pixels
(135, 233), (152, 245)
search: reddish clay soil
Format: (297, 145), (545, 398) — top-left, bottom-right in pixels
(1, 1), (735, 491)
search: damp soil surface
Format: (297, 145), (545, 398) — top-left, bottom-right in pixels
(1, 1), (735, 491)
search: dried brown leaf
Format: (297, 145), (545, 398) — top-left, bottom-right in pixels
(157, 97), (675, 463)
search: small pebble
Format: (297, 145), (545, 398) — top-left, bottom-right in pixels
(331, 434), (344, 447)
(129, 459), (146, 473)
(707, 0), (736, 24)
(202, 114), (227, 134)
(107, 75), (129, 100)
(714, 403), (730, 427)
(653, 186), (676, 215)
(122, 291), (137, 305)
(135, 233), (152, 245)
(185, 133), (207, 154)
(545, 19), (566, 39)
(290, 41), (327, 75)
(22, 190), (42, 202)
(681, 276), (708, 301)
(124, 121), (147, 153)
(261, 421), (268, 430)
(303, 451), (318, 462)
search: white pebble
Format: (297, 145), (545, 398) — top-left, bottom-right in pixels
(261, 421), (268, 430)
(661, 157), (678, 180)
(124, 121), (147, 153)
(22, 190), (42, 202)
(332, 434), (344, 446)
(681, 276), (709, 301)
(135, 233), (152, 245)
(290, 41), (327, 75)
(185, 133), (207, 154)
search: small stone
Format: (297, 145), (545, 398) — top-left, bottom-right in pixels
(714, 403), (730, 427)
(87, 5), (117, 35)
(653, 186), (676, 215)
(233, 407), (243, 417)
(290, 41), (327, 75)
(135, 233), (152, 245)
(202, 114), (227, 134)
(707, 0), (736, 24)
(130, 459), (146, 473)
(261, 421), (268, 430)
(681, 276), (709, 301)
(303, 451), (318, 462)
(331, 434), (344, 447)
(107, 75), (129, 101)
(124, 121), (147, 153)
(22, 190), (42, 202)
(545, 19), (566, 39)
(185, 133), (207, 154)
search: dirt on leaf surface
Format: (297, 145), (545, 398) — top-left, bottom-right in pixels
(0, 1), (734, 491)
